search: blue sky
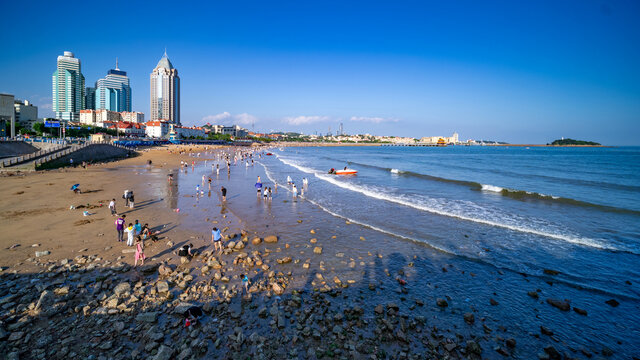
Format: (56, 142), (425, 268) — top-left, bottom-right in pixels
(1, 0), (639, 144)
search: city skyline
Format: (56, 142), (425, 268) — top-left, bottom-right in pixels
(1, 1), (639, 144)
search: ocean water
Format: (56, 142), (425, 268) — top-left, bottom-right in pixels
(170, 145), (640, 357)
(262, 146), (640, 299)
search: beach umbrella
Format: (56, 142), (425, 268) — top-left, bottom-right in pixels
(70, 184), (80, 190)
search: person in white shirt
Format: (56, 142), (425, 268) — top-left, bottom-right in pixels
(124, 223), (135, 246)
(292, 184), (298, 198)
(108, 199), (116, 216)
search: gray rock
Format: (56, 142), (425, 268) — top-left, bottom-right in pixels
(35, 250), (51, 257)
(156, 281), (169, 294)
(153, 345), (175, 360)
(464, 312), (475, 324)
(436, 298), (448, 307)
(466, 340), (482, 355)
(136, 312), (157, 323)
(113, 282), (131, 296)
(35, 290), (54, 311)
(546, 298), (570, 311)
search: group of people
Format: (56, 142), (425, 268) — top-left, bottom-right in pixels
(112, 191), (160, 267)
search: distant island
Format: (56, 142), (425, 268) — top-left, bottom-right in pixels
(548, 138), (601, 146)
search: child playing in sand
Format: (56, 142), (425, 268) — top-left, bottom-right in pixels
(134, 236), (145, 266)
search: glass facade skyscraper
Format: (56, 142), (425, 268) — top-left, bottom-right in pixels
(94, 60), (131, 112)
(52, 51), (85, 121)
(150, 51), (180, 124)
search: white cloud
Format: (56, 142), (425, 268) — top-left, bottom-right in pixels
(234, 113), (257, 126)
(282, 115), (331, 125)
(201, 112), (256, 126)
(202, 112), (231, 123)
(350, 116), (399, 123)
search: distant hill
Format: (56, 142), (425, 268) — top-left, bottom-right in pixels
(548, 138), (600, 146)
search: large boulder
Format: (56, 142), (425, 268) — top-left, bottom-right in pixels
(156, 281), (169, 294)
(158, 264), (173, 276)
(272, 283), (284, 295)
(113, 282), (131, 296)
(264, 235), (278, 243)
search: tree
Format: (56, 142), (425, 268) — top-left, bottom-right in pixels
(33, 122), (46, 135)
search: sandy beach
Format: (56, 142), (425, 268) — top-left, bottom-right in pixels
(0, 144), (632, 359)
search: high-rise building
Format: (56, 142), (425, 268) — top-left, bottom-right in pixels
(52, 51), (85, 121)
(150, 51), (180, 124)
(85, 87), (96, 110)
(95, 59), (131, 112)
(0, 93), (15, 137)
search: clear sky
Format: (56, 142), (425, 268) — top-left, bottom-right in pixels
(1, 0), (639, 144)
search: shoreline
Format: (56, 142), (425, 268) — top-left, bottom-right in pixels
(0, 145), (633, 359)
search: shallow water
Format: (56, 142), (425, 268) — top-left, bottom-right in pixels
(171, 146), (640, 358)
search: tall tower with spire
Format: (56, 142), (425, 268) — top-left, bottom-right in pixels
(150, 50), (180, 124)
(92, 58), (131, 112)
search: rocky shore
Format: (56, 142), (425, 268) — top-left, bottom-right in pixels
(0, 230), (497, 360)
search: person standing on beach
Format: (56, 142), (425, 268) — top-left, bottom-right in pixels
(208, 176), (212, 190)
(134, 220), (142, 236)
(125, 223), (135, 246)
(134, 236), (145, 267)
(241, 273), (249, 295)
(129, 193), (135, 209)
(212, 227), (222, 253)
(115, 214), (126, 242)
(109, 199), (117, 216)
(221, 186), (227, 201)
(292, 184), (298, 198)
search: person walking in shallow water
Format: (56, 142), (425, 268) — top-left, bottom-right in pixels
(221, 186), (227, 201)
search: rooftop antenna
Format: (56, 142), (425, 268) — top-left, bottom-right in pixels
(115, 57), (119, 70)
(164, 47), (167, 57)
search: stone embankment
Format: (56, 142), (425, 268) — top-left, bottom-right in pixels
(1, 142), (133, 171)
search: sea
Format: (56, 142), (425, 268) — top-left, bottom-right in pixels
(171, 145), (640, 357)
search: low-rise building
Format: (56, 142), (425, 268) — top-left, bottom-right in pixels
(116, 121), (145, 137)
(14, 99), (38, 129)
(79, 109), (121, 127)
(208, 124), (248, 137)
(175, 125), (206, 139)
(121, 111), (144, 123)
(90, 133), (113, 142)
(420, 132), (459, 144)
(146, 121), (170, 138)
